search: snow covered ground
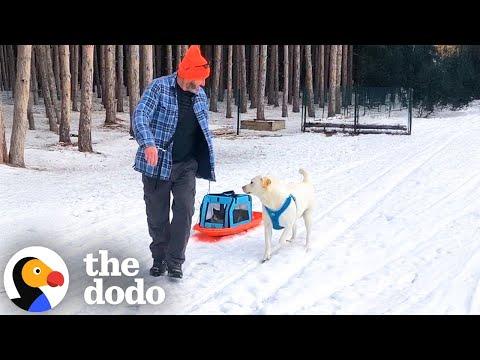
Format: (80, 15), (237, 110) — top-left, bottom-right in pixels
(1, 91), (480, 315)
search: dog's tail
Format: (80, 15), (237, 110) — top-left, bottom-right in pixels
(299, 168), (310, 183)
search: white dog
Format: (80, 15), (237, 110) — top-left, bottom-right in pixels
(242, 169), (314, 262)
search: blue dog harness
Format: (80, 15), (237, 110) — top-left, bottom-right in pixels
(264, 195), (296, 230)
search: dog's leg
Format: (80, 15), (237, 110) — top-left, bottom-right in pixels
(263, 217), (273, 262)
(287, 222), (297, 242)
(303, 209), (313, 251)
(278, 225), (293, 247)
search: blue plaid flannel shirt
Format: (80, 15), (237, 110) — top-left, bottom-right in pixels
(132, 73), (216, 181)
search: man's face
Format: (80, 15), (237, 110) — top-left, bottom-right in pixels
(185, 79), (206, 94)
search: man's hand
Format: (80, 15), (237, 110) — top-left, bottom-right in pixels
(144, 146), (158, 166)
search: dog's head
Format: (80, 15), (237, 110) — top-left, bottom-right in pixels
(242, 175), (272, 197)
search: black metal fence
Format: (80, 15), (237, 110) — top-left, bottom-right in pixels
(302, 86), (413, 135)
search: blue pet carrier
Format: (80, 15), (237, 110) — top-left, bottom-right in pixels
(199, 191), (253, 229)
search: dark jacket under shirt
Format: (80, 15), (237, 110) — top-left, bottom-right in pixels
(172, 82), (201, 163)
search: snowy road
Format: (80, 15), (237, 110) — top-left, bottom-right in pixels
(1, 96), (480, 314)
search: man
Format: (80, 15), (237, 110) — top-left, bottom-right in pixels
(132, 45), (216, 279)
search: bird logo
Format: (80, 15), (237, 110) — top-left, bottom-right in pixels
(4, 247), (69, 313)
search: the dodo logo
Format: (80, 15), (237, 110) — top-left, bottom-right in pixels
(3, 246), (69, 313)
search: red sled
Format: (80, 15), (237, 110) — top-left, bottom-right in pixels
(193, 211), (263, 241)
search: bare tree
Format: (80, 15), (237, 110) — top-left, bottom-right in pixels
(7, 45), (16, 97)
(93, 46), (102, 98)
(292, 45), (301, 113)
(226, 45), (233, 119)
(35, 46), (58, 132)
(304, 45), (315, 117)
(128, 45), (140, 136)
(347, 45), (354, 105)
(218, 46), (225, 102)
(59, 45), (72, 144)
(155, 45), (162, 77)
(79, 45), (94, 153)
(282, 45), (289, 118)
(319, 45), (325, 107)
(175, 45), (182, 69)
(256, 45), (268, 121)
(44, 45), (61, 122)
(30, 48), (39, 105)
(328, 45), (338, 117)
(238, 45), (247, 113)
(273, 45), (279, 107)
(0, 103), (7, 163)
(116, 45), (124, 112)
(104, 45), (116, 125)
(335, 45), (343, 114)
(142, 45), (153, 92)
(9, 45), (32, 167)
(342, 45), (348, 106)
(101, 45), (106, 105)
(71, 45), (79, 111)
(288, 45), (293, 105)
(52, 45), (61, 100)
(210, 45), (222, 112)
(268, 46), (275, 105)
(166, 45), (173, 74)
(250, 45), (259, 109)
(27, 74), (35, 130)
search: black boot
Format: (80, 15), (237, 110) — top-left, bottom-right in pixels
(150, 259), (167, 277)
(167, 262), (183, 279)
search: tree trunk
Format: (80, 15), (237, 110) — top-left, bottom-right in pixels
(249, 45), (258, 109)
(155, 45), (162, 77)
(93, 46), (102, 98)
(52, 46), (61, 100)
(319, 45), (325, 107)
(101, 45), (106, 106)
(282, 45), (289, 118)
(9, 45), (32, 167)
(226, 45), (233, 119)
(30, 48), (39, 105)
(0, 51), (4, 91)
(44, 45), (61, 124)
(7, 45), (16, 97)
(141, 45), (153, 93)
(268, 46), (275, 105)
(292, 45), (301, 113)
(288, 45), (293, 105)
(175, 45), (182, 70)
(325, 45), (330, 96)
(347, 45), (353, 105)
(71, 45), (79, 111)
(79, 45), (94, 153)
(0, 103), (7, 163)
(273, 45), (279, 107)
(0, 46), (8, 90)
(342, 45), (348, 103)
(104, 45), (116, 125)
(328, 45), (338, 117)
(59, 45), (72, 144)
(166, 45), (173, 74)
(304, 45), (315, 117)
(128, 45), (140, 136)
(218, 46), (225, 102)
(335, 45), (343, 114)
(35, 46), (58, 132)
(27, 77), (35, 130)
(210, 45), (222, 112)
(116, 45), (124, 112)
(256, 45), (268, 121)
(238, 45), (247, 113)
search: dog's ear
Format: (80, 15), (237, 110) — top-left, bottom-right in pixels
(261, 177), (271, 188)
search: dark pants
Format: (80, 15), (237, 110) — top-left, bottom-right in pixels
(142, 158), (198, 266)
